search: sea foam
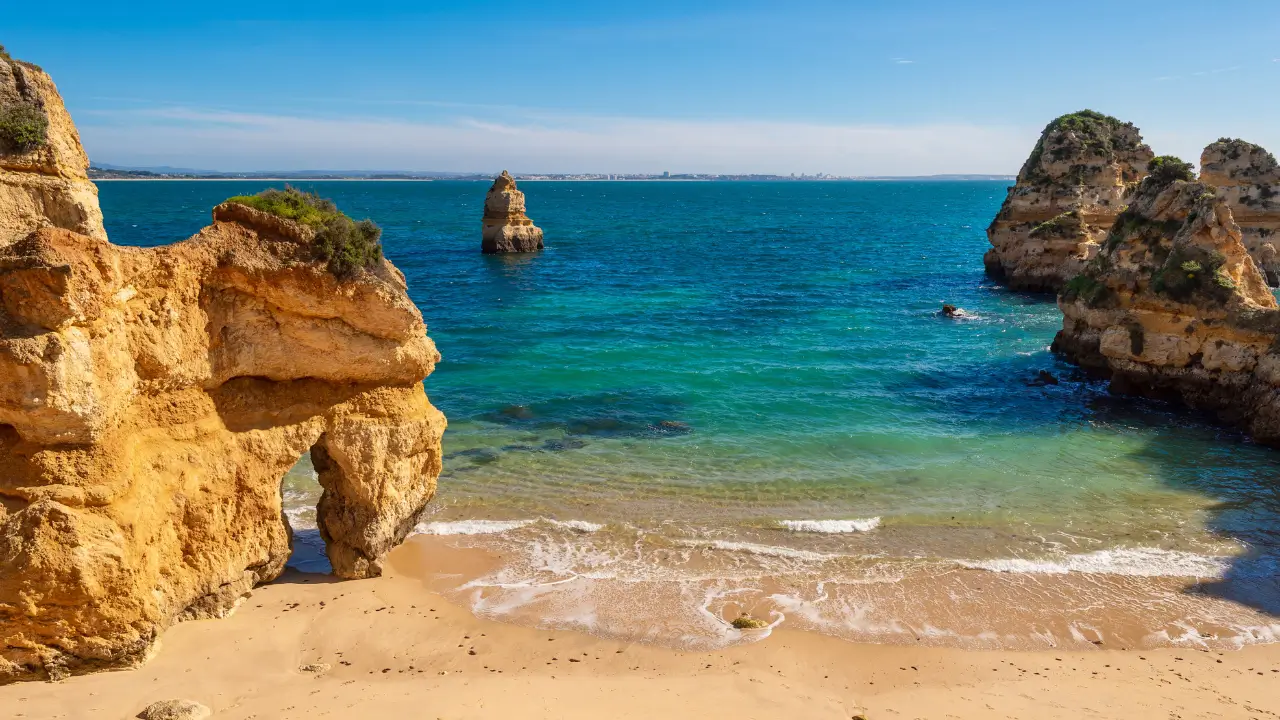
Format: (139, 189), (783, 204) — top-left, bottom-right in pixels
(960, 547), (1232, 578)
(413, 518), (604, 536)
(780, 518), (881, 533)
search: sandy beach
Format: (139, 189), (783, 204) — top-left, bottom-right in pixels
(5, 535), (1278, 720)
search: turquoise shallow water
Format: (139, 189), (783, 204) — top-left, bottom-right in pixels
(98, 180), (1280, 648)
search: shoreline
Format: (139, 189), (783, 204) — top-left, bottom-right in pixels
(6, 538), (1278, 719)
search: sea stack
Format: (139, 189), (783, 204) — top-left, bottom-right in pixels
(1199, 138), (1280, 285)
(985, 111), (1154, 292)
(481, 170), (544, 253)
(0, 48), (105, 245)
(0, 58), (446, 683)
(1051, 155), (1280, 444)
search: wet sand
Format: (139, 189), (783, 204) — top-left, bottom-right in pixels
(5, 536), (1280, 719)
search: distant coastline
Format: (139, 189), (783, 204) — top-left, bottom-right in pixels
(88, 166), (1014, 182)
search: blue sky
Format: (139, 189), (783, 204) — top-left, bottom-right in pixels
(7, 1), (1280, 174)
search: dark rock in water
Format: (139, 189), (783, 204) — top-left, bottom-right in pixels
(655, 420), (692, 433)
(499, 404), (535, 420)
(542, 437), (589, 452)
(481, 171), (544, 253)
(1028, 370), (1060, 386)
(940, 304), (972, 319)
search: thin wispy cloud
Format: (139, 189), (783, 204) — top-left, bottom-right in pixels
(78, 106), (1033, 175)
(892, 58), (915, 64)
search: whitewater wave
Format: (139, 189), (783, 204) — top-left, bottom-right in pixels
(780, 518), (880, 533)
(412, 518), (605, 536)
(960, 548), (1234, 579)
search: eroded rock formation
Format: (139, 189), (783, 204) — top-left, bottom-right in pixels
(1051, 168), (1280, 443)
(1200, 138), (1280, 285)
(0, 67), (445, 683)
(986, 111), (1154, 292)
(0, 52), (105, 245)
(481, 170), (543, 253)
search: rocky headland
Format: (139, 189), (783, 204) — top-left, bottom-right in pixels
(985, 111), (1154, 292)
(1051, 156), (1280, 443)
(481, 170), (544, 253)
(1199, 138), (1280, 285)
(0, 48), (105, 245)
(0, 59), (445, 683)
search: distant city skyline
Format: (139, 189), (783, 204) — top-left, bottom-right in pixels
(8, 0), (1280, 174)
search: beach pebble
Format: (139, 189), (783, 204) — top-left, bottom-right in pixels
(299, 663), (331, 673)
(850, 708), (870, 720)
(137, 699), (211, 720)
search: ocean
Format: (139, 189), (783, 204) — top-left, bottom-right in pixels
(98, 179), (1280, 650)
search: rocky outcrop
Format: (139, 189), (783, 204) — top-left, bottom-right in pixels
(0, 64), (445, 683)
(0, 208), (446, 683)
(481, 170), (543, 253)
(1051, 167), (1280, 443)
(986, 111), (1154, 292)
(0, 52), (105, 246)
(1199, 139), (1280, 285)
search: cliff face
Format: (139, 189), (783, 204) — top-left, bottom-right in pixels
(0, 69), (445, 683)
(1051, 171), (1280, 443)
(1199, 139), (1280, 285)
(0, 55), (105, 245)
(986, 111), (1154, 292)
(481, 170), (543, 253)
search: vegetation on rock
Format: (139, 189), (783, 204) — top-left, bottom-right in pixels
(1062, 273), (1114, 308)
(1021, 110), (1144, 183)
(1146, 156), (1196, 186)
(225, 186), (383, 276)
(1029, 210), (1081, 238)
(1151, 247), (1234, 305)
(0, 44), (10, 61)
(0, 101), (49, 154)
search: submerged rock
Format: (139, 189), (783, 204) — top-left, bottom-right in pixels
(0, 50), (105, 245)
(986, 111), (1154, 292)
(481, 170), (544, 253)
(0, 60), (446, 684)
(1051, 159), (1280, 443)
(1199, 138), (1280, 285)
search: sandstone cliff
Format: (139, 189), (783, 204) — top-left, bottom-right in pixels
(0, 50), (105, 245)
(986, 111), (1154, 292)
(481, 170), (543, 253)
(1199, 138), (1280, 285)
(1052, 160), (1280, 443)
(0, 68), (445, 682)
(0, 203), (446, 683)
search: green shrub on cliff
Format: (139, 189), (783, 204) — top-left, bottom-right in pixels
(1021, 110), (1142, 183)
(0, 101), (48, 154)
(225, 186), (383, 277)
(1151, 247), (1234, 305)
(0, 44), (11, 62)
(1063, 273), (1115, 308)
(1146, 156), (1195, 186)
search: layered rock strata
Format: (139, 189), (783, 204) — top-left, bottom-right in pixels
(0, 65), (445, 682)
(986, 111), (1154, 292)
(1051, 170), (1280, 443)
(481, 170), (543, 253)
(0, 53), (105, 245)
(1200, 139), (1280, 285)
